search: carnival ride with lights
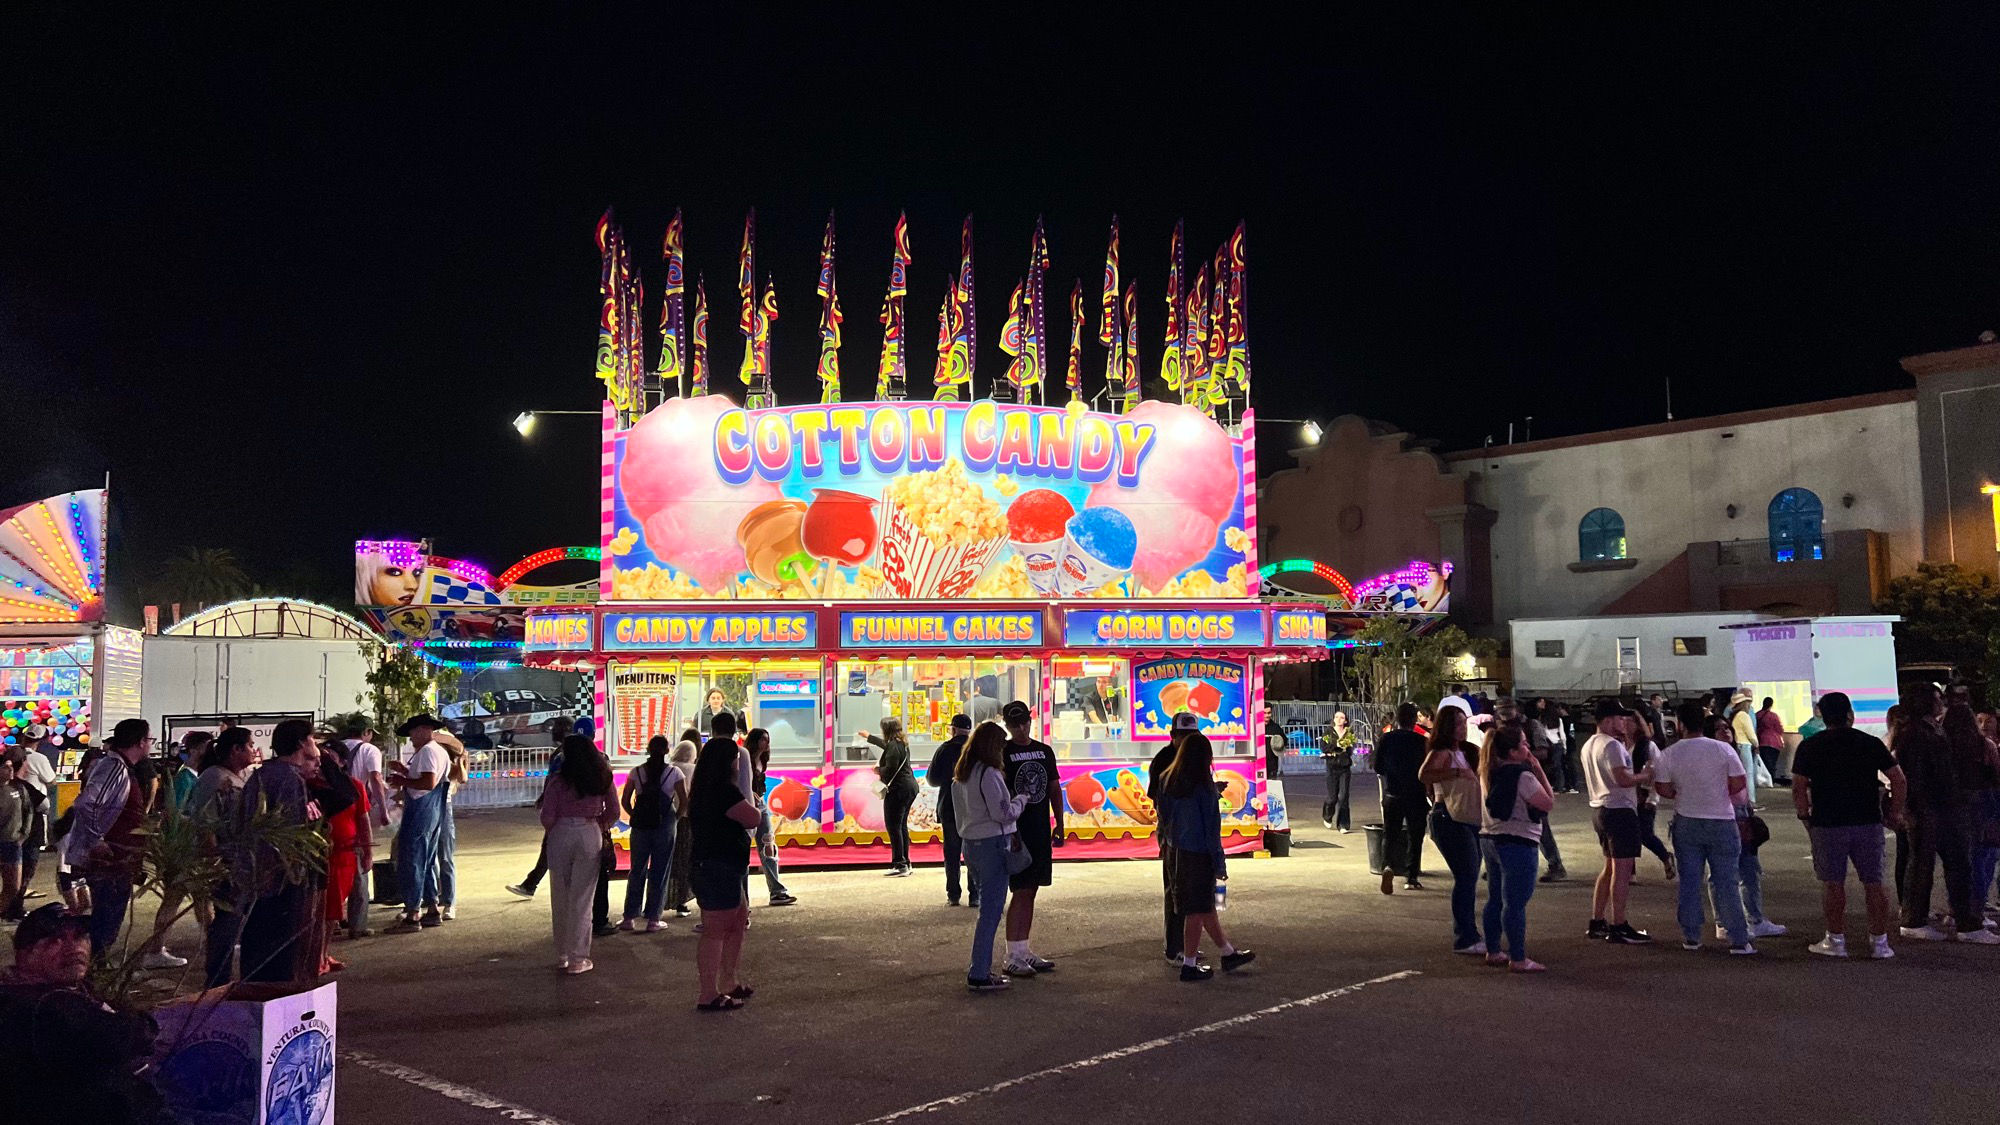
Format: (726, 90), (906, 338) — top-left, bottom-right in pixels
(354, 208), (1456, 865)
(0, 489), (141, 775)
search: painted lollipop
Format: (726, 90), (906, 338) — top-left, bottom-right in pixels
(802, 489), (880, 595)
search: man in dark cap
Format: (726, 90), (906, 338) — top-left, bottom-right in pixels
(926, 714), (977, 907)
(1000, 700), (1062, 977)
(0, 904), (171, 1122)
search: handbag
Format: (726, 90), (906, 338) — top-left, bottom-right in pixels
(1005, 833), (1034, 875)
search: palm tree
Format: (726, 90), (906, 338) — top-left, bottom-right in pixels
(154, 546), (251, 612)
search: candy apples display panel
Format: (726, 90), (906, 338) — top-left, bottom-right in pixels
(604, 397), (1256, 601)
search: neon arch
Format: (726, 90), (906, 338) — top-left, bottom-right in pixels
(1254, 558), (1355, 601)
(493, 546), (602, 591)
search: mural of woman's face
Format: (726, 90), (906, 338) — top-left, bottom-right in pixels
(370, 563), (420, 606)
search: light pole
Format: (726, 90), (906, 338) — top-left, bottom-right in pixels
(511, 410), (598, 437)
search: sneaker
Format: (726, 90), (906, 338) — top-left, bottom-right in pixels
(1539, 868), (1567, 884)
(1870, 935), (1895, 959)
(1899, 924), (1951, 942)
(1403, 880), (1425, 891)
(645, 920), (669, 933)
(617, 918), (636, 932)
(1728, 943), (1758, 956)
(1220, 949), (1256, 972)
(1322, 818), (1335, 830)
(1807, 935), (1848, 958)
(674, 907), (692, 918)
(1026, 954), (1056, 973)
(1606, 923), (1652, 945)
(419, 909), (443, 929)
(768, 893), (798, 906)
(1585, 919), (1610, 940)
(1452, 941), (1488, 956)
(388, 914), (422, 934)
(141, 949), (188, 970)
(1179, 962), (1215, 982)
(592, 922), (618, 938)
(1164, 950), (1182, 964)
(1002, 957), (1038, 977)
(1508, 959), (1547, 973)
(1339, 827), (1354, 835)
(1380, 872), (1395, 895)
(505, 883), (535, 898)
(946, 898), (961, 907)
(1681, 939), (1703, 951)
(967, 975), (1011, 992)
(440, 906), (455, 921)
(1955, 926), (2000, 945)
(564, 958), (595, 975)
(1748, 920), (1788, 939)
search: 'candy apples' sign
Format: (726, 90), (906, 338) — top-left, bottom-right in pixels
(1129, 656), (1250, 740)
(605, 396), (1256, 602)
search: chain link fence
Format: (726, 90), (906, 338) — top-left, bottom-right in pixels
(1268, 699), (1390, 777)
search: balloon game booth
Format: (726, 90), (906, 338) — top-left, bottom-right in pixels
(0, 489), (142, 809)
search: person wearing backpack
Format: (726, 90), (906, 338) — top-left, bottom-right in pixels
(619, 736), (688, 932)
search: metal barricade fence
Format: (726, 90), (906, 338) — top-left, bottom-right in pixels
(455, 746), (554, 809)
(1268, 700), (1390, 777)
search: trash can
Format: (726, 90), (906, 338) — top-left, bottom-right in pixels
(1263, 829), (1291, 857)
(1363, 823), (1402, 876)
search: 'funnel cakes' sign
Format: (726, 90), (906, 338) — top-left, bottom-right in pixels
(606, 396), (1256, 602)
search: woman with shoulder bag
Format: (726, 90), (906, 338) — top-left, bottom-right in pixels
(619, 736), (686, 932)
(1479, 724), (1555, 972)
(952, 722), (1029, 992)
(863, 718), (918, 876)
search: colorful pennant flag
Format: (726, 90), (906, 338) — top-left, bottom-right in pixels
(1099, 217), (1122, 401)
(1023, 218), (1050, 403)
(737, 210), (759, 388)
(877, 211), (912, 399)
(752, 276), (778, 406)
(656, 209), (685, 398)
(998, 279), (1026, 400)
(1066, 280), (1085, 404)
(933, 216), (976, 401)
(1121, 281), (1140, 411)
(1159, 220), (1185, 397)
(593, 209), (634, 416)
(816, 211), (843, 403)
(1183, 262), (1210, 409)
(1222, 221), (1250, 399)
(690, 275), (710, 395)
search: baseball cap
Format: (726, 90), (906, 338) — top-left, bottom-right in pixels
(22, 723), (48, 741)
(950, 713), (972, 730)
(1594, 698), (1634, 721)
(1001, 700), (1032, 724)
(13, 903), (88, 952)
(1171, 711), (1201, 731)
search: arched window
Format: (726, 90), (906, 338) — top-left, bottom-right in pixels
(1578, 507), (1627, 561)
(1769, 488), (1824, 562)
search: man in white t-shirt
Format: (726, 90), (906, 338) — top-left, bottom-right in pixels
(1582, 701), (1652, 945)
(1654, 700), (1756, 954)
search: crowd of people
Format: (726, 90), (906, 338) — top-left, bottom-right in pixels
(1350, 681), (2000, 968)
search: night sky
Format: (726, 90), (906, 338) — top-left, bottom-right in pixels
(5, 8), (1997, 618)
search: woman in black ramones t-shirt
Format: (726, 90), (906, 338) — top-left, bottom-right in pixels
(688, 734), (760, 1011)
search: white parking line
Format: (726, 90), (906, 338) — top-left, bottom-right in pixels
(342, 1049), (576, 1125)
(854, 968), (1423, 1124)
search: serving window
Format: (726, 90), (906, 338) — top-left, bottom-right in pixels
(609, 659), (823, 767)
(1049, 656), (1139, 761)
(835, 658), (1039, 765)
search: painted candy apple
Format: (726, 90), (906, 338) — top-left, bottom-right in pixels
(1064, 774), (1106, 816)
(1184, 680), (1223, 719)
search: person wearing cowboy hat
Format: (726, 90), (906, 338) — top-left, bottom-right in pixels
(386, 714), (453, 932)
(1726, 690), (1762, 802)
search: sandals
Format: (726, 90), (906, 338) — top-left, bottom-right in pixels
(727, 984), (755, 1000)
(696, 995), (745, 1012)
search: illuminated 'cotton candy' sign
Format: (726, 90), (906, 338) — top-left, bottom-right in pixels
(606, 396), (1257, 602)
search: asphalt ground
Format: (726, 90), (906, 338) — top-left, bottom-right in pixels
(14, 775), (2000, 1123)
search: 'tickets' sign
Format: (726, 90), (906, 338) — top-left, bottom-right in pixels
(605, 397), (1255, 602)
(1130, 656), (1250, 740)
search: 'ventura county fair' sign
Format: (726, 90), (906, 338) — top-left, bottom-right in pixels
(604, 396), (1257, 603)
